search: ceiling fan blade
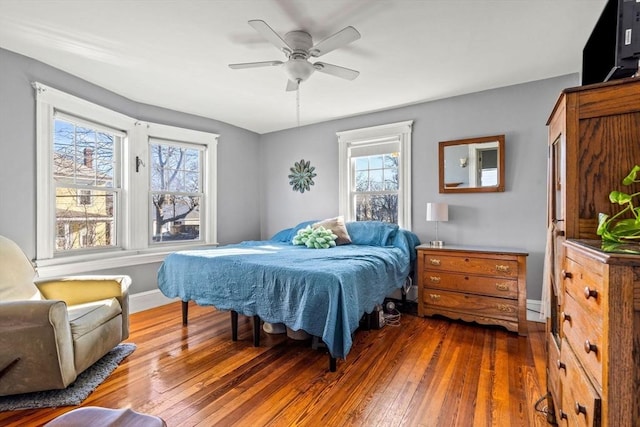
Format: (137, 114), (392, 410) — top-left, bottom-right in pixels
(286, 79), (299, 91)
(229, 60), (283, 69)
(313, 62), (360, 80)
(309, 26), (361, 57)
(248, 20), (292, 53)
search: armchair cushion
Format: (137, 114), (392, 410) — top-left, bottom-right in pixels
(67, 298), (122, 339)
(0, 235), (42, 301)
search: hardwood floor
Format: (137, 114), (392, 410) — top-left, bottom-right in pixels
(0, 302), (550, 426)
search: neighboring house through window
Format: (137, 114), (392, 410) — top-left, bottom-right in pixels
(34, 82), (218, 274)
(337, 120), (413, 229)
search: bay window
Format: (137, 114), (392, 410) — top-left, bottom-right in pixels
(34, 82), (218, 274)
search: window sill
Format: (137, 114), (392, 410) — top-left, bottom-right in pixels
(35, 243), (218, 278)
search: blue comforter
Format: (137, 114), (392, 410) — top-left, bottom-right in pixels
(157, 221), (420, 359)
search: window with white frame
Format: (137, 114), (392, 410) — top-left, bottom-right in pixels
(149, 139), (204, 244)
(52, 114), (121, 251)
(337, 121), (413, 229)
(34, 82), (218, 273)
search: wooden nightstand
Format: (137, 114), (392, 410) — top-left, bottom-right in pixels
(416, 244), (528, 335)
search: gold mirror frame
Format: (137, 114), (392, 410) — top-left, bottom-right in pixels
(438, 135), (505, 193)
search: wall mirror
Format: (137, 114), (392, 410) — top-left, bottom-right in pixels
(439, 135), (505, 193)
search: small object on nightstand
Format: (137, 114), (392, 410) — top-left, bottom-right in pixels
(426, 202), (448, 247)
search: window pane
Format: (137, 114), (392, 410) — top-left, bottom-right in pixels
(53, 119), (116, 188)
(369, 169), (383, 190)
(384, 168), (399, 190)
(355, 170), (368, 191)
(55, 188), (116, 250)
(151, 194), (200, 242)
(355, 157), (368, 171)
(369, 155), (383, 169)
(150, 144), (201, 192)
(355, 194), (398, 223)
(384, 154), (398, 168)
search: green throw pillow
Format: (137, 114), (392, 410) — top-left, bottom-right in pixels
(292, 225), (338, 249)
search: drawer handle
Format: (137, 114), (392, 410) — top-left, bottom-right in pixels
(495, 264), (510, 273)
(584, 340), (598, 354)
(556, 359), (566, 372)
(495, 283), (509, 291)
(429, 258), (441, 266)
(561, 312), (571, 323)
(429, 294), (441, 301)
(429, 276), (441, 283)
(584, 286), (598, 300)
(496, 304), (513, 313)
(561, 269), (572, 279)
(559, 410), (568, 420)
(575, 402), (587, 417)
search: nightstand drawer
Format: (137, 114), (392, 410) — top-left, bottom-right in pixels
(562, 293), (603, 387)
(421, 270), (518, 299)
(560, 339), (601, 427)
(421, 253), (518, 278)
(422, 289), (518, 322)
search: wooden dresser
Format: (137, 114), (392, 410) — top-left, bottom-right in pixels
(545, 78), (640, 426)
(416, 244), (528, 336)
(551, 240), (640, 426)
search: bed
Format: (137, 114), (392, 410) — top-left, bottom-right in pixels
(157, 219), (420, 370)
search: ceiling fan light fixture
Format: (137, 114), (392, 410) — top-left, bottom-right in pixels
(284, 58), (315, 83)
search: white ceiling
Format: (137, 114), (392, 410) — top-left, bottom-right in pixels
(0, 0), (607, 134)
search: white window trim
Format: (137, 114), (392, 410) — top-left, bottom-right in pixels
(33, 82), (218, 277)
(337, 120), (413, 229)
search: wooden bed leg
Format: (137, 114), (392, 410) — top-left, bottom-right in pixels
(253, 315), (260, 347)
(231, 311), (238, 341)
(182, 301), (189, 326)
(329, 355), (337, 372)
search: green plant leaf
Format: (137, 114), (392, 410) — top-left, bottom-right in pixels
(622, 165), (640, 185)
(609, 191), (632, 204)
(609, 218), (640, 236)
(596, 213), (610, 236)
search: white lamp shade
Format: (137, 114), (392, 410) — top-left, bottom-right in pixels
(426, 203), (448, 222)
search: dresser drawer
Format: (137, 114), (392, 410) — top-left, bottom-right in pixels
(422, 270), (518, 299)
(421, 253), (518, 278)
(547, 332), (563, 420)
(563, 256), (603, 320)
(560, 339), (602, 427)
(423, 289), (518, 322)
(562, 293), (603, 387)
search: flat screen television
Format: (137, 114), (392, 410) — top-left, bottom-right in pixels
(582, 0), (640, 85)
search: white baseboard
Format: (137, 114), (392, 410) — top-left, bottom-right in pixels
(527, 299), (544, 323)
(129, 289), (179, 314)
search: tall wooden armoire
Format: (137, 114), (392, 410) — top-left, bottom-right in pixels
(545, 77), (640, 426)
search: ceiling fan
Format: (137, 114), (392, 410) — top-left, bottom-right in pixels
(229, 20), (361, 91)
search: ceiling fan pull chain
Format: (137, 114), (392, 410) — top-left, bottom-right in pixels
(296, 84), (301, 128)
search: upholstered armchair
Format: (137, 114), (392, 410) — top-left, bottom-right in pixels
(0, 235), (131, 397)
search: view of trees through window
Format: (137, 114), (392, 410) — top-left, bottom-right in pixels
(353, 153), (399, 223)
(53, 118), (118, 251)
(150, 142), (202, 243)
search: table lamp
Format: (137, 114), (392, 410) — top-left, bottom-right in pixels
(426, 202), (448, 247)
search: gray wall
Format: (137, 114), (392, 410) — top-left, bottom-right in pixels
(0, 45), (579, 301)
(259, 74), (579, 301)
(0, 48), (261, 294)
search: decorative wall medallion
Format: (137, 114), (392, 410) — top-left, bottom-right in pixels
(288, 158), (317, 193)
